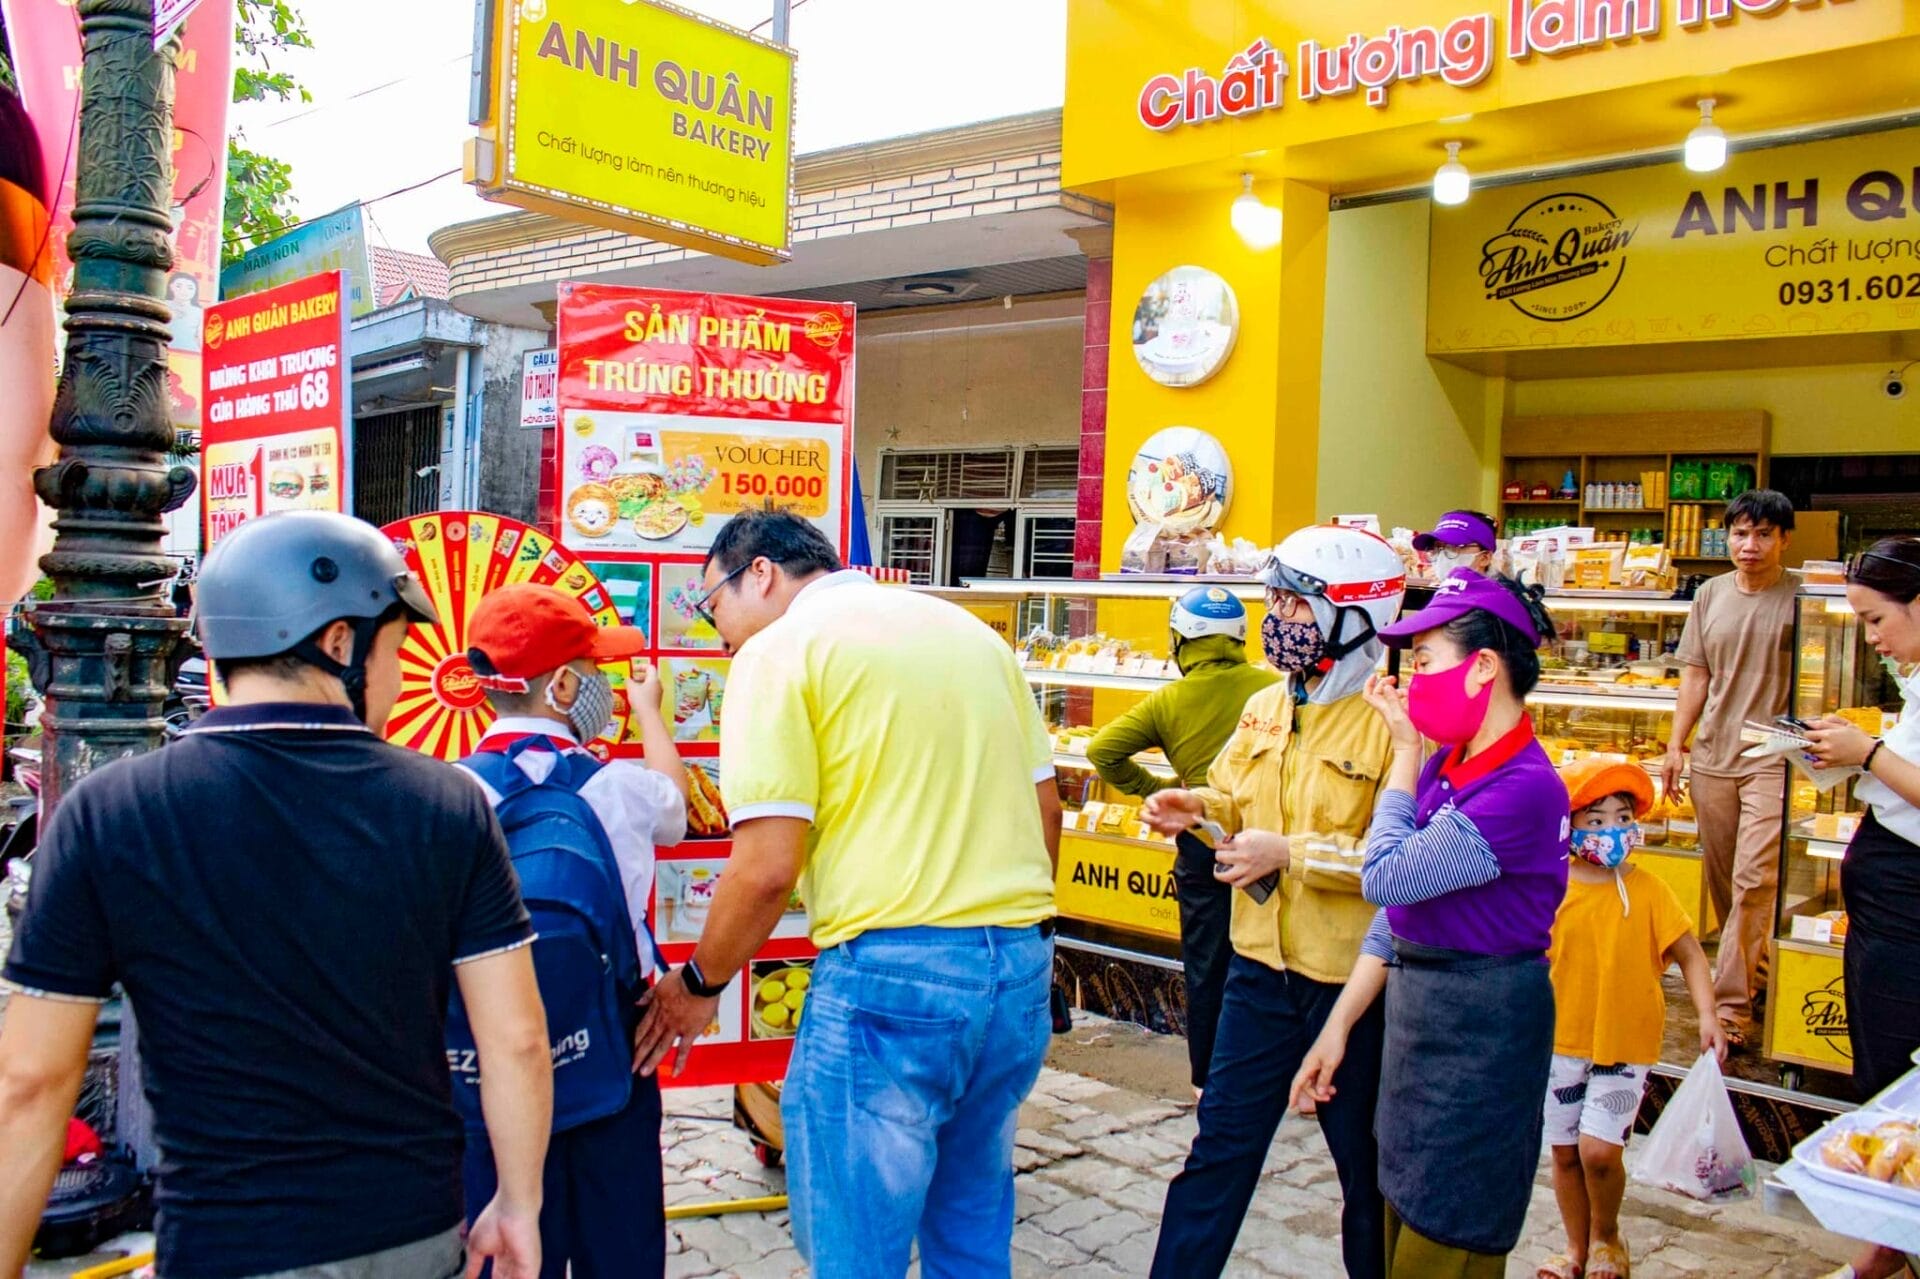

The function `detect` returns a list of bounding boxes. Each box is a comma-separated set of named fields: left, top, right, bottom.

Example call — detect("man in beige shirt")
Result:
left=1664, top=490, right=1799, bottom=1046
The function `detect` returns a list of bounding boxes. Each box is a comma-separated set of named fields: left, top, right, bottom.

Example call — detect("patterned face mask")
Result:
left=1261, top=612, right=1326, bottom=674
left=548, top=667, right=616, bottom=742
left=1572, top=824, right=1643, bottom=869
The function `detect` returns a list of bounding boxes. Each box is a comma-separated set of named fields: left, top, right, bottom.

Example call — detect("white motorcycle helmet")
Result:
left=1170, top=586, right=1248, bottom=642
left=1260, top=525, right=1408, bottom=661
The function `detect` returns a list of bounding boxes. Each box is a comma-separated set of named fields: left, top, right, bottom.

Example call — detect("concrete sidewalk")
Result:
left=17, top=1012, right=1863, bottom=1277
left=652, top=1013, right=1856, bottom=1278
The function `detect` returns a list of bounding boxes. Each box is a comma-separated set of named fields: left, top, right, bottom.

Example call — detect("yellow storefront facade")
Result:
left=1066, top=0, right=1920, bottom=559
left=1063, top=1, right=1920, bottom=1083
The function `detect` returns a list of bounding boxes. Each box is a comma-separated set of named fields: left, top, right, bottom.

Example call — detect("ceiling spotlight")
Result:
left=900, top=280, right=959, bottom=298
left=1433, top=142, right=1471, bottom=207
left=1230, top=173, right=1282, bottom=250
left=1685, top=98, right=1727, bottom=173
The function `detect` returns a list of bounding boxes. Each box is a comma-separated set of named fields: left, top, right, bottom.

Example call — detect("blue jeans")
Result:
left=783, top=924, right=1053, bottom=1279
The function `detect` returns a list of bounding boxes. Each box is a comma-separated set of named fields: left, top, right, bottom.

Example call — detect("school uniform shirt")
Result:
left=1548, top=866, right=1695, bottom=1067
left=465, top=718, right=687, bottom=975
left=2, top=703, right=531, bottom=1279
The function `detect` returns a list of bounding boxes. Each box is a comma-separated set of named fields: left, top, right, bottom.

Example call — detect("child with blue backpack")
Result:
left=455, top=583, right=688, bottom=1279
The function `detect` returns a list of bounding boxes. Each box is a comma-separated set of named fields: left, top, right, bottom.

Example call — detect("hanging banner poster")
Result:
left=3, top=0, right=235, bottom=437
left=199, top=270, right=351, bottom=547
left=555, top=282, right=854, bottom=1088
left=1429, top=126, right=1920, bottom=357
left=555, top=283, right=855, bottom=555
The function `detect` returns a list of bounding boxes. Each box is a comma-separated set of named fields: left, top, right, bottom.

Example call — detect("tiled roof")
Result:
left=368, top=244, right=451, bottom=306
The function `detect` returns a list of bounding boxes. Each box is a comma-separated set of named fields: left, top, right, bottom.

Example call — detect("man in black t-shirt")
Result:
left=0, top=513, right=554, bottom=1279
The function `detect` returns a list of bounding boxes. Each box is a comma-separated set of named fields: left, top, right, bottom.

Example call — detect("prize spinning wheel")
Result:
left=380, top=512, right=632, bottom=761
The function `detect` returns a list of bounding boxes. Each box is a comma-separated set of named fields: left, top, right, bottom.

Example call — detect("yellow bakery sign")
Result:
left=471, top=0, right=794, bottom=265
left=1428, top=126, right=1920, bottom=355
left=1057, top=835, right=1181, bottom=939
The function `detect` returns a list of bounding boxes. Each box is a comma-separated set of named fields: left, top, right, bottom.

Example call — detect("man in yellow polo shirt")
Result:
left=633, top=511, right=1060, bottom=1278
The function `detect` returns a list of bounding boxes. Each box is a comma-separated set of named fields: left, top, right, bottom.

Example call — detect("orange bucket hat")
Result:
left=1560, top=755, right=1655, bottom=819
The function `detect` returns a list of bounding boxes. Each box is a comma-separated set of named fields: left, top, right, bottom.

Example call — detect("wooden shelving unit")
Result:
left=1500, top=412, right=1770, bottom=576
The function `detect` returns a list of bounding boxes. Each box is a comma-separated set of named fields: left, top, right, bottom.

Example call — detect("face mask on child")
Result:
left=1572, top=822, right=1643, bottom=916
left=1572, top=823, right=1643, bottom=870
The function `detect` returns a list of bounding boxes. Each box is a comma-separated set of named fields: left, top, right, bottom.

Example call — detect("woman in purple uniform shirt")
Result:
left=1292, top=570, right=1569, bottom=1279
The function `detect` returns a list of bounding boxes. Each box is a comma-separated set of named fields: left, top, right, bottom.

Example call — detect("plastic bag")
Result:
left=1628, top=1053, right=1756, bottom=1200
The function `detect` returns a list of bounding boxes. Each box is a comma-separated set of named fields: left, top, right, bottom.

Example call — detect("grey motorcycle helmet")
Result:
left=194, top=511, right=437, bottom=717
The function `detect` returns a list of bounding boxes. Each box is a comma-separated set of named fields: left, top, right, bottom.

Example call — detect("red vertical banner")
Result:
left=199, top=270, right=351, bottom=547
left=556, top=284, right=856, bottom=1087
left=2, top=0, right=234, bottom=435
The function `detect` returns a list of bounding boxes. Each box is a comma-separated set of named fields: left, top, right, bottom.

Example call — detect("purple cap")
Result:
left=1378, top=569, right=1546, bottom=648
left=1412, top=511, right=1497, bottom=552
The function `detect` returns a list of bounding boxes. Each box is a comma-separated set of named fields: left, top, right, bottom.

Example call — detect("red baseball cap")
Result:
left=467, top=584, right=646, bottom=689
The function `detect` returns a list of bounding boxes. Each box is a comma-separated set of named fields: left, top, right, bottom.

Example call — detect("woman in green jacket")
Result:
left=1088, top=587, right=1277, bottom=1090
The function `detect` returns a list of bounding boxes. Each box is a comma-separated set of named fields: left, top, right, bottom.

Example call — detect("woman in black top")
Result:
left=1807, top=537, right=1920, bottom=1279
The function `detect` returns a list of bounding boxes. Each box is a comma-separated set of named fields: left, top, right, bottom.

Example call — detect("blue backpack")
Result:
left=445, top=737, right=661, bottom=1133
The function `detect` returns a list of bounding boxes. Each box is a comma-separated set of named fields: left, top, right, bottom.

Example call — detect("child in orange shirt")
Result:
left=1537, top=759, right=1727, bottom=1279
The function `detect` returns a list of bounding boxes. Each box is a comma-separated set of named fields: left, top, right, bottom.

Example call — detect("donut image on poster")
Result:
left=379, top=511, right=635, bottom=761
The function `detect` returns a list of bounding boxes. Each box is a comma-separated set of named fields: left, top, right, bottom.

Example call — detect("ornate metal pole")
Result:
left=20, top=0, right=197, bottom=815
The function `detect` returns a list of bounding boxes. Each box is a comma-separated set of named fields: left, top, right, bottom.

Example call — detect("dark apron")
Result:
left=1376, top=937, right=1555, bottom=1257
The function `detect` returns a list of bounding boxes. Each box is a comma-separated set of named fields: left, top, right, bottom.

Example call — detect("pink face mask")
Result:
left=1407, top=653, right=1494, bottom=745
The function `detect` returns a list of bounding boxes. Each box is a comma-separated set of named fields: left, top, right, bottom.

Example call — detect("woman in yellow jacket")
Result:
left=1142, top=524, right=1407, bottom=1279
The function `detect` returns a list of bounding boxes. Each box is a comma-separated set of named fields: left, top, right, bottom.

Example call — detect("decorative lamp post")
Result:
left=19, top=0, right=198, bottom=816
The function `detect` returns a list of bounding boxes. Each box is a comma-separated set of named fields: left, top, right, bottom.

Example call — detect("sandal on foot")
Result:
left=1588, top=1241, right=1630, bottom=1279
left=1536, top=1255, right=1584, bottom=1279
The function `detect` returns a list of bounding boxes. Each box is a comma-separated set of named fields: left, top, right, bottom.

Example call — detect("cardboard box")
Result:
left=1786, top=510, right=1841, bottom=569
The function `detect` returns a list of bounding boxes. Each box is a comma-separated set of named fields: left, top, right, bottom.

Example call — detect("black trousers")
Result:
left=1173, top=835, right=1234, bottom=1089
left=462, top=1075, right=664, bottom=1279
left=1151, top=955, right=1387, bottom=1279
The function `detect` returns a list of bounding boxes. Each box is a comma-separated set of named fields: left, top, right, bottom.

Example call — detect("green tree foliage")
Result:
left=224, top=0, right=313, bottom=266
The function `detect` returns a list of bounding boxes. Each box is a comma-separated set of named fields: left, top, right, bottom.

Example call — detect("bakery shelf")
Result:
left=957, top=577, right=1266, bottom=602
left=1054, top=751, right=1178, bottom=780
left=1063, top=828, right=1178, bottom=854
left=1529, top=685, right=1679, bottom=712
left=1542, top=593, right=1692, bottom=614
left=1025, top=669, right=1173, bottom=693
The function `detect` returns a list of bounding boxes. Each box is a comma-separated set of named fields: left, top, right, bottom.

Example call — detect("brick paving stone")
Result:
left=1027, top=1194, right=1111, bottom=1236
left=1059, top=1205, right=1153, bottom=1254
left=1010, top=1230, right=1095, bottom=1269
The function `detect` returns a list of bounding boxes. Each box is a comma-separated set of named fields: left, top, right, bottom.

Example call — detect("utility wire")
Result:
left=221, top=167, right=460, bottom=250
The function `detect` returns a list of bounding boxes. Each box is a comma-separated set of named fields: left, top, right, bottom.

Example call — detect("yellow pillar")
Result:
left=1101, top=174, right=1330, bottom=571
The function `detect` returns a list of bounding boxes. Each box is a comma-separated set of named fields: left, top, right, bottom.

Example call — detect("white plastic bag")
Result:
left=1629, top=1053, right=1756, bottom=1200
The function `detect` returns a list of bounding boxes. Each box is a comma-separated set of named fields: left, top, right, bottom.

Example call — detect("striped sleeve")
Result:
left=1360, top=909, right=1394, bottom=962
left=1361, top=789, right=1501, bottom=907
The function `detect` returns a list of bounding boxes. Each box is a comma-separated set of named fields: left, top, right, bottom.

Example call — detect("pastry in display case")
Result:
left=1527, top=594, right=1711, bottom=927
left=931, top=577, right=1273, bottom=963
left=1766, top=586, right=1904, bottom=1090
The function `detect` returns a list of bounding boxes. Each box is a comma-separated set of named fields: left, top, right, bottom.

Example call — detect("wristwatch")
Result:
left=680, top=956, right=732, bottom=998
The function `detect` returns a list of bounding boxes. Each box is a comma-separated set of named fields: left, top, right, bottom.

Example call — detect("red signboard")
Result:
left=554, top=283, right=856, bottom=1087
left=199, top=270, right=351, bottom=547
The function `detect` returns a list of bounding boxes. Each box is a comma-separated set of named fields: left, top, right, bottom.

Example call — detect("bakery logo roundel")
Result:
left=1477, top=193, right=1637, bottom=324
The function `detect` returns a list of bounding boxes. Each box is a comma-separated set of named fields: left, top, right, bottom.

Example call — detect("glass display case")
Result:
left=932, top=580, right=1707, bottom=964
left=1529, top=593, right=1708, bottom=929
left=1765, top=586, right=1904, bottom=1086
left=932, top=577, right=1271, bottom=966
